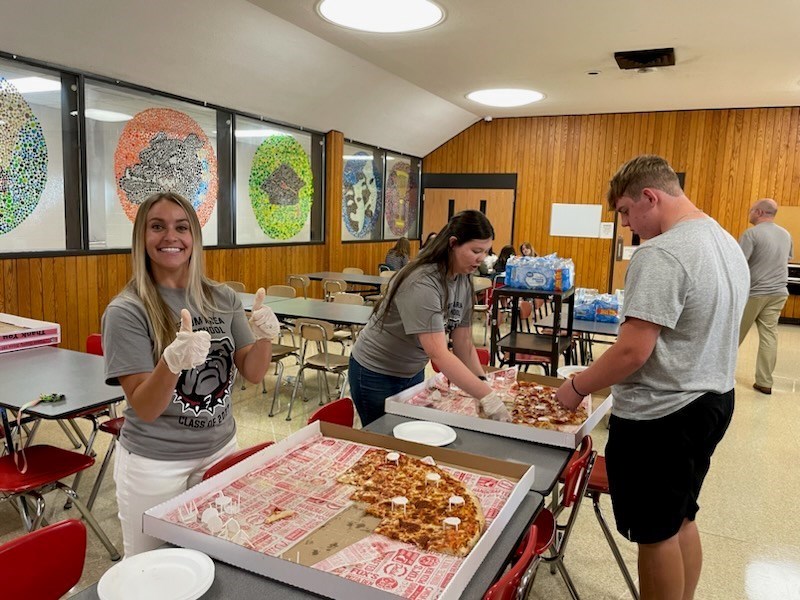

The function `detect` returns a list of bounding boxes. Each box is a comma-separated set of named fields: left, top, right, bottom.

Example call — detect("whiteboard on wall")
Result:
left=550, top=203, right=603, bottom=238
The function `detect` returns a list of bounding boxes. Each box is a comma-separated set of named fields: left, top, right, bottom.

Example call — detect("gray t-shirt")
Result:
left=102, top=283, right=254, bottom=460
left=352, top=264, right=473, bottom=378
left=739, top=222, right=793, bottom=296
left=612, top=217, right=750, bottom=420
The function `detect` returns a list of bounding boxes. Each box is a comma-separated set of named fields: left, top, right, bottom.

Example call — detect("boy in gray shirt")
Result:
left=554, top=155, right=749, bottom=600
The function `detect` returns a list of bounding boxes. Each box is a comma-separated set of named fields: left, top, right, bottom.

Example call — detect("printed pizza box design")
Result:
left=388, top=368, right=612, bottom=448
left=145, top=422, right=535, bottom=600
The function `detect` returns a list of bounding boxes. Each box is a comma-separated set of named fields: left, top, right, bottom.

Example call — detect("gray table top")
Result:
left=237, top=293, right=295, bottom=311
left=72, top=493, right=543, bottom=600
left=537, top=313, right=620, bottom=336
left=302, top=271, right=386, bottom=287
left=271, top=298, right=373, bottom=326
left=0, top=346, right=123, bottom=418
left=366, top=414, right=571, bottom=495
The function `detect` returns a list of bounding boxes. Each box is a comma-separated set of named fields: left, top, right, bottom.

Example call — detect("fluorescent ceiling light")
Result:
left=235, top=129, right=289, bottom=138
left=466, top=88, right=545, bottom=107
left=85, top=109, right=133, bottom=122
left=7, top=77, right=61, bottom=93
left=318, top=0, right=444, bottom=33
left=343, top=155, right=373, bottom=160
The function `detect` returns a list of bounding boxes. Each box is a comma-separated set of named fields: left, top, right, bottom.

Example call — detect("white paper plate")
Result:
left=557, top=365, right=588, bottom=380
left=97, top=548, right=215, bottom=600
left=393, top=421, right=457, bottom=446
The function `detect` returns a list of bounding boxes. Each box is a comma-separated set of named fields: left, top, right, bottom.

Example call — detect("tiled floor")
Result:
left=1, top=321, right=798, bottom=599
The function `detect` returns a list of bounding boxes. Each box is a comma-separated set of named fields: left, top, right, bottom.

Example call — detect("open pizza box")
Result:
left=0, top=313, right=61, bottom=354
left=385, top=371, right=612, bottom=449
left=144, top=421, right=536, bottom=600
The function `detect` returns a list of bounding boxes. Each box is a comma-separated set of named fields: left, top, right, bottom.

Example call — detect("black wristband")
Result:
left=478, top=375, right=488, bottom=381
left=571, top=377, right=587, bottom=397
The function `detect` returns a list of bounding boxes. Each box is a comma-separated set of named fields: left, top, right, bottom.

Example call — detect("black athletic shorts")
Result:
left=605, top=389, right=734, bottom=544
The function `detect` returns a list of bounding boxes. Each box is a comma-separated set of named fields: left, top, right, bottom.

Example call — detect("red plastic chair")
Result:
left=0, top=519, right=87, bottom=599
left=431, top=347, right=490, bottom=373
left=483, top=524, right=540, bottom=600
left=529, top=435, right=596, bottom=598
left=202, top=441, right=274, bottom=481
left=0, top=445, right=120, bottom=560
left=307, top=398, right=356, bottom=427
left=558, top=452, right=640, bottom=599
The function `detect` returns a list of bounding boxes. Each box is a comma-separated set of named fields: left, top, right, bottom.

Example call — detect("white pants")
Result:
left=113, top=437, right=238, bottom=557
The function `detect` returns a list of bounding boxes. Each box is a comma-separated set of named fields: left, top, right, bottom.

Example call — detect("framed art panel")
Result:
left=383, top=153, right=420, bottom=241
left=235, top=116, right=322, bottom=244
left=85, top=80, right=219, bottom=249
left=341, top=142, right=383, bottom=242
left=0, top=58, right=66, bottom=253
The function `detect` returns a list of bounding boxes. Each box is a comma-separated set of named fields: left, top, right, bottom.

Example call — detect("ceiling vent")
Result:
left=614, top=47, right=675, bottom=70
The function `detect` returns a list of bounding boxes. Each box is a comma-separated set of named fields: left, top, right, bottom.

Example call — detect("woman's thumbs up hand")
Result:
left=248, top=287, right=280, bottom=341
left=163, top=309, right=212, bottom=374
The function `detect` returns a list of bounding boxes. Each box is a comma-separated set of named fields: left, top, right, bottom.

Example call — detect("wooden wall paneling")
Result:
left=16, top=260, right=30, bottom=320
left=2, top=260, right=16, bottom=314
left=424, top=107, right=800, bottom=317
left=28, top=259, right=43, bottom=320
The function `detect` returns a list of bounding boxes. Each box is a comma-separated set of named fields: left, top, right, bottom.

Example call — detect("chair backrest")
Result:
left=561, top=435, right=593, bottom=508
left=379, top=270, right=396, bottom=279
left=431, top=348, right=489, bottom=373
left=0, top=519, right=87, bottom=598
left=342, top=267, right=364, bottom=275
left=288, top=275, right=310, bottom=298
left=296, top=318, right=335, bottom=342
left=519, top=300, right=533, bottom=320
left=332, top=292, right=365, bottom=306
left=378, top=263, right=392, bottom=273
left=307, top=398, right=356, bottom=427
left=323, top=278, right=347, bottom=300
left=267, top=285, right=296, bottom=298
left=483, top=524, right=539, bottom=600
left=474, top=276, right=492, bottom=290
left=476, top=347, right=490, bottom=366
left=202, top=441, right=274, bottom=481
left=224, top=281, right=246, bottom=293
left=86, top=333, right=103, bottom=356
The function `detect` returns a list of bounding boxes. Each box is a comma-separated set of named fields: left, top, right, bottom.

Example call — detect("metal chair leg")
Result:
left=87, top=438, right=117, bottom=510
left=57, top=419, right=82, bottom=449
left=268, top=361, right=285, bottom=417
left=57, top=482, right=121, bottom=561
left=593, top=495, right=640, bottom=599
left=287, top=367, right=305, bottom=421
left=556, top=558, right=581, bottom=600
left=69, top=419, right=91, bottom=450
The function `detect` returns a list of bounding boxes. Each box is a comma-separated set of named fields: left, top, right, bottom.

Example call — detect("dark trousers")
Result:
left=348, top=356, right=424, bottom=427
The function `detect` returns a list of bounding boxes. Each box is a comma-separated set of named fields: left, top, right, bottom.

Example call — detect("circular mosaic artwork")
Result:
left=114, top=108, right=217, bottom=225
left=0, top=77, right=48, bottom=235
left=384, top=159, right=417, bottom=237
left=248, top=135, right=313, bottom=240
left=342, top=151, right=381, bottom=238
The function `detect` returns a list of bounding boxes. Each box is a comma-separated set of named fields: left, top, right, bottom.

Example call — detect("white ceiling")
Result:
left=255, top=0, right=800, bottom=119
left=3, top=0, right=800, bottom=157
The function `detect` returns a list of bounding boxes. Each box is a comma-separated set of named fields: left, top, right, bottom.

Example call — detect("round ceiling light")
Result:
left=466, top=88, right=545, bottom=108
left=318, top=0, right=444, bottom=33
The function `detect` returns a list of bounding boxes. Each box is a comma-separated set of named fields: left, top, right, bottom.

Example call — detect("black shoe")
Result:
left=753, top=383, right=772, bottom=395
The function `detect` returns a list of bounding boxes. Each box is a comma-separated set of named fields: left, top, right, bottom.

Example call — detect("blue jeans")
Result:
left=348, top=356, right=424, bottom=427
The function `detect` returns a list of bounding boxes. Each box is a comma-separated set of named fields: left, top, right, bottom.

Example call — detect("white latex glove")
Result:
left=426, top=372, right=450, bottom=392
left=480, top=391, right=511, bottom=422
left=249, top=287, right=280, bottom=341
left=163, top=309, right=212, bottom=375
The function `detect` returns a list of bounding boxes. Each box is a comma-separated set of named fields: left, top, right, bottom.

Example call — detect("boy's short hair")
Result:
left=607, top=155, right=682, bottom=210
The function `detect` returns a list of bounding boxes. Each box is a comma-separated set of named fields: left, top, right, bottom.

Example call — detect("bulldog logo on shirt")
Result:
left=173, top=336, right=234, bottom=417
